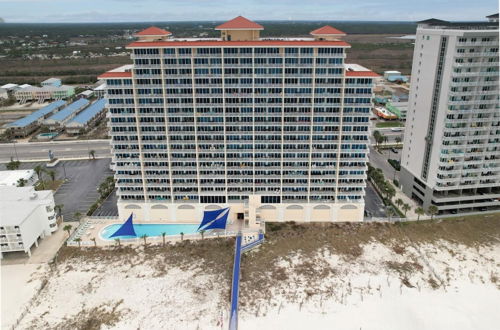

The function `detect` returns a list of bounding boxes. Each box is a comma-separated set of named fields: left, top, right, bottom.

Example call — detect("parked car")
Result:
left=391, top=148, right=399, bottom=154
left=391, top=127, right=403, bottom=132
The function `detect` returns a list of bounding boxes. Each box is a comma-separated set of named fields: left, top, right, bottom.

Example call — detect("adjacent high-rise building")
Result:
left=400, top=15, right=499, bottom=215
left=99, top=17, right=378, bottom=224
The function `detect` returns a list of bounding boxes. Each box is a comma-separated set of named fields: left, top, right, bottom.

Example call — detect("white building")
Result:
left=400, top=16, right=499, bottom=215
left=0, top=88, right=8, bottom=99
left=0, top=169, right=38, bottom=187
left=0, top=186, right=57, bottom=258
left=98, top=17, right=377, bottom=225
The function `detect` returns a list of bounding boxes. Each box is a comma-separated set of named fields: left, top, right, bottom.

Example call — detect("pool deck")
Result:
left=67, top=217, right=260, bottom=247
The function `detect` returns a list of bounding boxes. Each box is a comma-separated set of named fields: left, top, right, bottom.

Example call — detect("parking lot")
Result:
left=1, top=158, right=117, bottom=221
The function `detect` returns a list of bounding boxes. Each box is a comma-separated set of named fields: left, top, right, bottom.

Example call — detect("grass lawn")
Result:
left=376, top=121, right=404, bottom=128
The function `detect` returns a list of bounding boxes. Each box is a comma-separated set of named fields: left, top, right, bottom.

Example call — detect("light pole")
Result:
left=12, top=142, right=19, bottom=161
left=62, top=162, right=67, bottom=180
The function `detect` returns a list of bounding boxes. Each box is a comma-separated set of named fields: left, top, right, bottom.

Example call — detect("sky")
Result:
left=0, top=0, right=498, bottom=23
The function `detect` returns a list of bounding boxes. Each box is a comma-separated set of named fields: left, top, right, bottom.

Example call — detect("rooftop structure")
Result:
left=0, top=186, right=57, bottom=258
left=486, top=13, right=499, bottom=22
left=44, top=98, right=89, bottom=127
left=0, top=170, right=38, bottom=187
left=99, top=17, right=378, bottom=224
left=5, top=100, right=66, bottom=128
left=310, top=25, right=346, bottom=40
left=400, top=16, right=499, bottom=215
left=215, top=16, right=263, bottom=41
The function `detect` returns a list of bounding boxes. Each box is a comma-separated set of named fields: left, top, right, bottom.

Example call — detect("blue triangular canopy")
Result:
left=110, top=213, right=137, bottom=238
left=198, top=207, right=229, bottom=231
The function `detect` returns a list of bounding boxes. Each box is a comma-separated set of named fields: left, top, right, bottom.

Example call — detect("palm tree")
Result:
left=387, top=207, right=395, bottom=221
left=63, top=224, right=72, bottom=236
left=75, top=238, right=82, bottom=248
left=161, top=232, right=166, bottom=246
left=74, top=212, right=82, bottom=223
left=115, top=238, right=121, bottom=246
left=55, top=204, right=64, bottom=217
left=17, top=178, right=27, bottom=187
left=373, top=130, right=381, bottom=147
left=89, top=150, right=96, bottom=160
left=395, top=198, right=404, bottom=208
left=47, top=169, right=56, bottom=182
left=427, top=206, right=439, bottom=220
left=141, top=234, right=148, bottom=245
left=34, top=165, right=45, bottom=189
left=402, top=203, right=411, bottom=217
left=395, top=136, right=402, bottom=144
left=6, top=157, right=21, bottom=170
left=415, top=207, right=425, bottom=221
left=91, top=237, right=97, bottom=247
left=180, top=232, right=184, bottom=241
left=200, top=230, right=205, bottom=240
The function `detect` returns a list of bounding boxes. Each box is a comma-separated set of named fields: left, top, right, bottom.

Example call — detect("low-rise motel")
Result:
left=98, top=16, right=378, bottom=226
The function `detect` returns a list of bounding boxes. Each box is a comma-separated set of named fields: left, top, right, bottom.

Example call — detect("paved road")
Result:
left=365, top=182, right=387, bottom=218
left=368, top=145, right=400, bottom=181
left=0, top=139, right=111, bottom=162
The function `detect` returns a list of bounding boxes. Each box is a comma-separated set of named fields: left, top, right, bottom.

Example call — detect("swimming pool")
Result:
left=100, top=223, right=199, bottom=240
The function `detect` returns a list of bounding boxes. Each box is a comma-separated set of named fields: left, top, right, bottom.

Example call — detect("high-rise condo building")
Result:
left=99, top=17, right=378, bottom=224
left=400, top=15, right=499, bottom=215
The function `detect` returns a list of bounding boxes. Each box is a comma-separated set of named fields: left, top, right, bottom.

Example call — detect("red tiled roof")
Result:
left=135, top=27, right=172, bottom=36
left=98, top=72, right=132, bottom=79
left=310, top=25, right=346, bottom=35
left=215, top=16, right=264, bottom=30
left=127, top=40, right=350, bottom=48
left=345, top=70, right=379, bottom=77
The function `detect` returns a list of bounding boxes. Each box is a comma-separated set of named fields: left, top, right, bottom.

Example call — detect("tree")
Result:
left=415, top=207, right=425, bottom=221
left=387, top=206, right=396, bottom=221
left=91, top=237, right=97, bottom=247
left=6, top=157, right=21, bottom=170
left=402, top=203, right=411, bottom=217
left=383, top=135, right=388, bottom=145
left=373, top=130, right=381, bottom=147
left=161, top=232, right=166, bottom=246
left=115, top=238, right=121, bottom=246
left=34, top=165, right=45, bottom=189
left=75, top=238, right=82, bottom=248
left=63, top=224, right=72, bottom=236
left=180, top=232, right=184, bottom=241
left=427, top=205, right=439, bottom=220
left=17, top=178, right=27, bottom=187
left=200, top=230, right=205, bottom=239
left=47, top=169, right=56, bottom=182
left=89, top=150, right=96, bottom=160
left=395, top=198, right=404, bottom=208
left=74, top=212, right=82, bottom=223
left=55, top=204, right=64, bottom=217
left=395, top=136, right=402, bottom=144
left=141, top=234, right=148, bottom=246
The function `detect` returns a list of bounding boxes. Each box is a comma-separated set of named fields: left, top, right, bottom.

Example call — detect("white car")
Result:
left=391, top=127, right=403, bottom=132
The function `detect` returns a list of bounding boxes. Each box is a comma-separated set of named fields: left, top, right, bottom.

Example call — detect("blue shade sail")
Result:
left=197, top=207, right=229, bottom=231
left=110, top=213, right=137, bottom=238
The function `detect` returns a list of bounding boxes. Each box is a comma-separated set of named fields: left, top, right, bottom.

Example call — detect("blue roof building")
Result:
left=65, top=99, right=107, bottom=134
left=44, top=98, right=90, bottom=127
left=5, top=100, right=66, bottom=129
